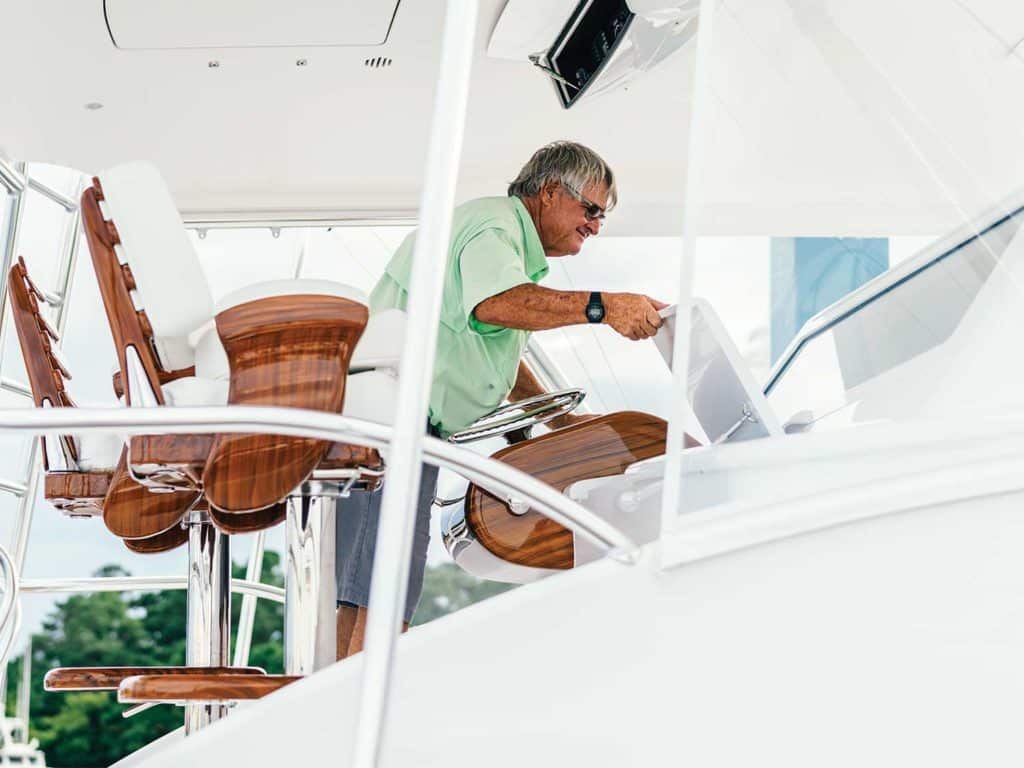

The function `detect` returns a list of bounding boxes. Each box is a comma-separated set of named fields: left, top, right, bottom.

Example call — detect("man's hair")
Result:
left=508, top=141, right=617, bottom=209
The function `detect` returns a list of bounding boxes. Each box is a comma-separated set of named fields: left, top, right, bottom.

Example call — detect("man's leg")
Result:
left=337, top=603, right=360, bottom=660
left=337, top=461, right=439, bottom=658
left=335, top=483, right=375, bottom=661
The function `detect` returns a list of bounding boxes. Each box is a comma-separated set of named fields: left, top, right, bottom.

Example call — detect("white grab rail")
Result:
left=0, top=545, right=20, bottom=670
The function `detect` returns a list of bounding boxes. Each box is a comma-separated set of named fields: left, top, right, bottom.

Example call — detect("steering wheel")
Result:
left=446, top=388, right=586, bottom=444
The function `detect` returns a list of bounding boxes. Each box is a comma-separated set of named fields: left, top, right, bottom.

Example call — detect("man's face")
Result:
left=537, top=180, right=609, bottom=257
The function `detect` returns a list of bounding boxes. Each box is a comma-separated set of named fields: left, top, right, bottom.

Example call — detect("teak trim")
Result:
left=81, top=180, right=167, bottom=406
left=202, top=294, right=368, bottom=513
left=8, top=257, right=77, bottom=469
left=44, top=665, right=265, bottom=692
left=465, top=411, right=669, bottom=570
left=118, top=673, right=301, bottom=702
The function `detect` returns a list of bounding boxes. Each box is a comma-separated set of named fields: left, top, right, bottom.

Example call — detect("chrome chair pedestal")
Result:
left=184, top=512, right=231, bottom=734
left=284, top=481, right=340, bottom=675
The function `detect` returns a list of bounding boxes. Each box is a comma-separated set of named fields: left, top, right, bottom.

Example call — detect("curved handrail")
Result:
left=0, top=403, right=639, bottom=767
left=0, top=406, right=639, bottom=560
left=0, top=545, right=19, bottom=670
left=18, top=576, right=285, bottom=604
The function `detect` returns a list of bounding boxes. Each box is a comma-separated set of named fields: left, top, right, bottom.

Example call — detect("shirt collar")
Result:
left=512, top=196, right=549, bottom=281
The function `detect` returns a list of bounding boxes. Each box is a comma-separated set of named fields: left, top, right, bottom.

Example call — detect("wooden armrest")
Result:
left=466, top=412, right=668, bottom=570
left=129, top=433, right=213, bottom=468
left=45, top=665, right=265, bottom=691
left=321, top=442, right=384, bottom=471
left=123, top=525, right=190, bottom=554
left=208, top=503, right=287, bottom=535
left=112, top=366, right=195, bottom=399
left=118, top=673, right=300, bottom=702
left=44, top=471, right=112, bottom=517
left=102, top=453, right=199, bottom=540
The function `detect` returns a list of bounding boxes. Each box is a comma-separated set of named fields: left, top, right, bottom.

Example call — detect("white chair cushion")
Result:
left=162, top=376, right=229, bottom=407
left=351, top=309, right=405, bottom=371
left=215, top=279, right=368, bottom=314
left=343, top=369, right=397, bottom=425
left=76, top=433, right=124, bottom=472
left=193, top=322, right=229, bottom=381
left=98, top=162, right=214, bottom=369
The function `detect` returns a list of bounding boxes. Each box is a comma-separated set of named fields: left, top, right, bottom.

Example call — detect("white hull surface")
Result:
left=120, top=415, right=1024, bottom=767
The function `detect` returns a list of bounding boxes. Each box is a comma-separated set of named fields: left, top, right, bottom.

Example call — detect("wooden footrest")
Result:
left=44, top=665, right=265, bottom=692
left=118, top=673, right=301, bottom=703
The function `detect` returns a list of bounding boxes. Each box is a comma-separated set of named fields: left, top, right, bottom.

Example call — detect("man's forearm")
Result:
left=474, top=284, right=589, bottom=331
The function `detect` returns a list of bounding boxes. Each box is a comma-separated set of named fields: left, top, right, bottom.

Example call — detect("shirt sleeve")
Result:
left=459, top=229, right=532, bottom=335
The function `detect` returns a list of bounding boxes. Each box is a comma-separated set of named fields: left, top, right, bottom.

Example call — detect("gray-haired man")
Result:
left=336, top=140, right=665, bottom=657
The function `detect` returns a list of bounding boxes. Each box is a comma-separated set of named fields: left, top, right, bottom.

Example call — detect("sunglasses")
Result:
left=561, top=181, right=607, bottom=222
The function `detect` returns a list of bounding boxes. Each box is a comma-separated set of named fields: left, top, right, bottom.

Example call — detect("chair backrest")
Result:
left=7, top=257, right=77, bottom=469
left=80, top=175, right=168, bottom=406
left=97, top=161, right=214, bottom=366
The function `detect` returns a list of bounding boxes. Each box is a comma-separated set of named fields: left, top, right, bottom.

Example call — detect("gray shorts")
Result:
left=335, top=425, right=440, bottom=624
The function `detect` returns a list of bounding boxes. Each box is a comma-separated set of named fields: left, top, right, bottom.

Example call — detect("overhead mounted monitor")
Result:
left=534, top=0, right=699, bottom=109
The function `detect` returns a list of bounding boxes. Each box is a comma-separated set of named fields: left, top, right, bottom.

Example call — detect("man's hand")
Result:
left=603, top=293, right=668, bottom=340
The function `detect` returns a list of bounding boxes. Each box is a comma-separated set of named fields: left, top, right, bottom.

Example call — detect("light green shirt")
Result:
left=370, top=196, right=548, bottom=436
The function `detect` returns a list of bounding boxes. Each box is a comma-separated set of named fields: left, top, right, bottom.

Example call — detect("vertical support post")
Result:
left=0, top=163, right=26, bottom=374
left=184, top=515, right=230, bottom=734
left=15, top=637, right=29, bottom=731
left=0, top=164, right=25, bottom=710
left=283, top=487, right=337, bottom=675
left=352, top=1, right=478, bottom=765
left=232, top=529, right=266, bottom=667
left=658, top=0, right=719, bottom=548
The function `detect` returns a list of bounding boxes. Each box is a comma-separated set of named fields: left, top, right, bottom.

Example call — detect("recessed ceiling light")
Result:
left=84, top=102, right=104, bottom=111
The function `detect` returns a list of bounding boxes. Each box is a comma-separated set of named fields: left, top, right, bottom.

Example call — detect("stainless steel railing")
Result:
left=0, top=404, right=640, bottom=761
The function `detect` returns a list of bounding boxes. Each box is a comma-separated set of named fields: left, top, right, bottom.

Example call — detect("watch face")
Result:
left=586, top=304, right=603, bottom=322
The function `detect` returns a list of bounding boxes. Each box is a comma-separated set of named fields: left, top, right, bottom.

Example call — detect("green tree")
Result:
left=6, top=555, right=510, bottom=765
left=11, top=554, right=285, bottom=767
left=411, top=562, right=515, bottom=625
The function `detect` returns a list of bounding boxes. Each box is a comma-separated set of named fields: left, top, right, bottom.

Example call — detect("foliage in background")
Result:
left=3, top=557, right=513, bottom=766
left=411, top=562, right=515, bottom=626
left=4, top=555, right=285, bottom=767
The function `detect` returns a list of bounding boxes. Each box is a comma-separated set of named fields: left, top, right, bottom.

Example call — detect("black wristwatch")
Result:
left=585, top=291, right=605, bottom=324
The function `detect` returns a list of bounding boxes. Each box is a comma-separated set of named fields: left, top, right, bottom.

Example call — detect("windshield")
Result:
left=687, top=0, right=1024, bottom=440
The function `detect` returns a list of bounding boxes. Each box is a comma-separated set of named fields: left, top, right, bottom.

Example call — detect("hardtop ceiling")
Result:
left=0, top=0, right=693, bottom=236
left=4, top=1, right=1021, bottom=237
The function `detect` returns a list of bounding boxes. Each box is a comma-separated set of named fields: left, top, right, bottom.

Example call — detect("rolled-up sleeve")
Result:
left=459, top=229, right=531, bottom=335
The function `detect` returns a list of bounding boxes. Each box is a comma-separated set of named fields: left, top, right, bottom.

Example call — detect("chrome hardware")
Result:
left=184, top=519, right=230, bottom=733
left=284, top=493, right=337, bottom=674
left=507, top=496, right=530, bottom=515
left=447, top=387, right=586, bottom=444
left=714, top=403, right=759, bottom=445
left=440, top=500, right=473, bottom=560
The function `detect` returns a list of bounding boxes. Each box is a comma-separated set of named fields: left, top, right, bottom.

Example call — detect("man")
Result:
left=336, top=140, right=665, bottom=657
